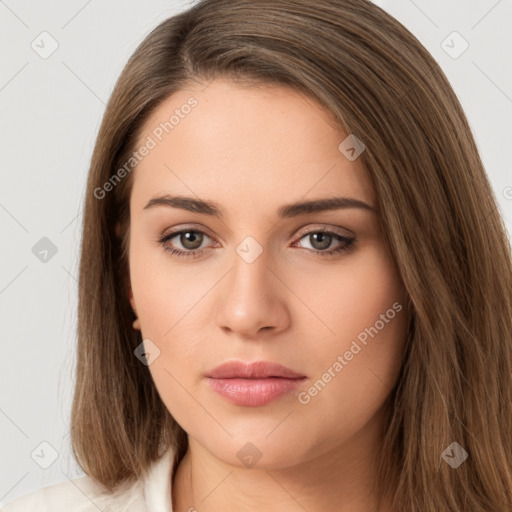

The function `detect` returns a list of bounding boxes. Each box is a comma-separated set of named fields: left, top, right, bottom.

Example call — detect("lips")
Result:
left=205, top=360, right=307, bottom=407
left=205, top=360, right=305, bottom=379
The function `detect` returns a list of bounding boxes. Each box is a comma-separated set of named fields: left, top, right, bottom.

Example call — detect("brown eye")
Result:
left=177, top=231, right=204, bottom=250
left=307, top=232, right=333, bottom=251
left=158, top=227, right=356, bottom=261
left=159, top=228, right=213, bottom=259
left=295, top=229, right=355, bottom=256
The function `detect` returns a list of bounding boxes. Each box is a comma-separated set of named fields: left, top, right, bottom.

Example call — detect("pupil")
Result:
left=182, top=231, right=202, bottom=249
left=312, top=233, right=331, bottom=250
left=178, top=232, right=335, bottom=252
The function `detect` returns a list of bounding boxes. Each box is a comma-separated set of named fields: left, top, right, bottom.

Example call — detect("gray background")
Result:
left=1, top=0, right=511, bottom=506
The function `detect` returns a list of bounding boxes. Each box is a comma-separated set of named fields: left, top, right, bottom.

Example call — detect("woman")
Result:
left=5, top=0, right=512, bottom=511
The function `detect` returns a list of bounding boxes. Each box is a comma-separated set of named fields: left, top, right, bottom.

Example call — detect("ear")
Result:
left=127, top=281, right=137, bottom=314
left=127, top=281, right=141, bottom=331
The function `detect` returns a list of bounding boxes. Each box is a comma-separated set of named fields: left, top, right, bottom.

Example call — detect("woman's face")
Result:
left=126, top=78, right=409, bottom=469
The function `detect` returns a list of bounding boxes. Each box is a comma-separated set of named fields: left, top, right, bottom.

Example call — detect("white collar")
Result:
left=143, top=447, right=176, bottom=512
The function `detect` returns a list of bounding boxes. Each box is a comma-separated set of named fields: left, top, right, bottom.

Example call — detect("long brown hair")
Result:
left=71, top=0, right=512, bottom=509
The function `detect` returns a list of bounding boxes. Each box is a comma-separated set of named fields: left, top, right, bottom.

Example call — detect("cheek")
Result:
left=128, top=228, right=206, bottom=339
left=289, top=241, right=405, bottom=343
left=129, top=240, right=207, bottom=428
left=294, top=243, right=407, bottom=422
left=128, top=233, right=211, bottom=414
left=297, top=304, right=407, bottom=450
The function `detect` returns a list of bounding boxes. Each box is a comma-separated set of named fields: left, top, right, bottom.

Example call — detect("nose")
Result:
left=215, top=249, right=291, bottom=339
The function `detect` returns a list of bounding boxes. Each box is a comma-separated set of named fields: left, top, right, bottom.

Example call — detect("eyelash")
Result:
left=158, top=227, right=357, bottom=260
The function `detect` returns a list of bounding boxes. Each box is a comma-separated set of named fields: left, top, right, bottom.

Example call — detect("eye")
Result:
left=158, top=226, right=356, bottom=260
left=293, top=228, right=356, bottom=257
left=159, top=228, right=215, bottom=260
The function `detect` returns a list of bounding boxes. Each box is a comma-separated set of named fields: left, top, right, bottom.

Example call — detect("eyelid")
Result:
left=161, top=223, right=219, bottom=242
left=159, top=223, right=355, bottom=255
left=160, top=223, right=352, bottom=243
left=295, top=223, right=352, bottom=235
left=158, top=223, right=357, bottom=261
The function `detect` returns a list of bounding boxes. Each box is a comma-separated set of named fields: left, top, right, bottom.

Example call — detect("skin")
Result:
left=125, top=78, right=409, bottom=512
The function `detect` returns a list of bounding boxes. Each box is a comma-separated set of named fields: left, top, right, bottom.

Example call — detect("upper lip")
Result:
left=206, top=360, right=305, bottom=379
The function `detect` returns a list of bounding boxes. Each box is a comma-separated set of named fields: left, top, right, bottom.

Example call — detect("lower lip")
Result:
left=206, top=377, right=306, bottom=407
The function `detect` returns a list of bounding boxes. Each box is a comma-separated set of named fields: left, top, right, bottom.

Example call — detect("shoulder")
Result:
left=1, top=474, right=147, bottom=512
left=2, top=447, right=177, bottom=512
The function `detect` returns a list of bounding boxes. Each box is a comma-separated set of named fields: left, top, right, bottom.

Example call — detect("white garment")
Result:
left=2, top=447, right=176, bottom=512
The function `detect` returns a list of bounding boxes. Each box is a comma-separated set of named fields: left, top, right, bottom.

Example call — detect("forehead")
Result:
left=130, top=78, right=375, bottom=213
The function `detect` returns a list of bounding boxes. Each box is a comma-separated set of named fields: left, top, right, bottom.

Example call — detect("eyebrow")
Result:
left=143, top=195, right=376, bottom=218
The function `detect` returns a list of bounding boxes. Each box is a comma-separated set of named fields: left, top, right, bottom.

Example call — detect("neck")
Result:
left=171, top=407, right=394, bottom=512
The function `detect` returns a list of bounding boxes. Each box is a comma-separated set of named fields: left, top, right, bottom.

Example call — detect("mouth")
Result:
left=205, top=360, right=307, bottom=407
